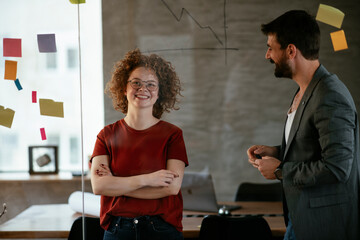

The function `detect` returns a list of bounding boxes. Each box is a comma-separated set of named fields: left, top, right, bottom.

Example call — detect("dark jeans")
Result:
left=284, top=213, right=296, bottom=240
left=103, top=215, right=183, bottom=240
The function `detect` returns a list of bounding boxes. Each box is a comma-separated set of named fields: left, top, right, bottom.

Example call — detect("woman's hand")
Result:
left=95, top=164, right=178, bottom=187
left=146, top=169, right=179, bottom=187
left=91, top=155, right=185, bottom=198
left=95, top=164, right=113, bottom=177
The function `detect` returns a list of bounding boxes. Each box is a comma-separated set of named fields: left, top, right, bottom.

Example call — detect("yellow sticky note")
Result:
left=4, top=60, right=17, bottom=80
left=316, top=4, right=345, bottom=28
left=69, top=0, right=86, bottom=4
left=39, top=99, right=64, bottom=118
left=0, top=106, right=15, bottom=128
left=330, top=30, right=348, bottom=51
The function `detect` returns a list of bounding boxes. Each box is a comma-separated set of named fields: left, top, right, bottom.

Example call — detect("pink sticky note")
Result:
left=3, top=38, right=22, bottom=57
left=40, top=128, right=47, bottom=140
left=32, top=91, right=37, bottom=103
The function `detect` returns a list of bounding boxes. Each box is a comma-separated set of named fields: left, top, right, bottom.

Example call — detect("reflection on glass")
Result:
left=0, top=0, right=103, bottom=172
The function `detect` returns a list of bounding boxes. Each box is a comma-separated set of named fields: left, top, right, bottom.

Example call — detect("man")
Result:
left=247, top=10, right=359, bottom=240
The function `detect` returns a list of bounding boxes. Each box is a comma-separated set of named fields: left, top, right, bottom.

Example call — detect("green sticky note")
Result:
left=39, top=99, right=64, bottom=118
left=0, top=106, right=15, bottom=128
left=316, top=4, right=345, bottom=28
left=69, top=0, right=86, bottom=4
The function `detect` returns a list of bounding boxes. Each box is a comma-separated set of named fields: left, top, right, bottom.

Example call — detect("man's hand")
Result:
left=255, top=156, right=281, bottom=179
left=247, top=145, right=278, bottom=168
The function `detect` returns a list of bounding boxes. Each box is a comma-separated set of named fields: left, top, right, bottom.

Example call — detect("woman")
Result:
left=90, top=49, right=188, bottom=240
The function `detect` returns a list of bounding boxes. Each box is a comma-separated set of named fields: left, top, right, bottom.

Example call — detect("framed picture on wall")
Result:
left=28, top=146, right=58, bottom=174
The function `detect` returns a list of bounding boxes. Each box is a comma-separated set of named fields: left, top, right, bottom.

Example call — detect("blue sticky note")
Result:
left=37, top=34, right=57, bottom=53
left=14, top=79, right=23, bottom=91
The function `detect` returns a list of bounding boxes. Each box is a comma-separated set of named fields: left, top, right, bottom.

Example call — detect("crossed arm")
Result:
left=90, top=155, right=185, bottom=199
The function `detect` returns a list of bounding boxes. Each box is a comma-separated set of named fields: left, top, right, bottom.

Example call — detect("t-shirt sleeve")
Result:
left=167, top=129, right=189, bottom=167
left=90, top=128, right=109, bottom=165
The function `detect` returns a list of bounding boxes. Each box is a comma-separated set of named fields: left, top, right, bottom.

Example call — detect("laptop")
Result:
left=181, top=171, right=241, bottom=213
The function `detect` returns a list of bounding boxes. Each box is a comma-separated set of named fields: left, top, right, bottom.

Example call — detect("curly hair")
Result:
left=105, top=49, right=182, bottom=119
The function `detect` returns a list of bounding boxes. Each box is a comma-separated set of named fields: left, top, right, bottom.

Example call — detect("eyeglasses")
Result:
left=128, top=79, right=159, bottom=91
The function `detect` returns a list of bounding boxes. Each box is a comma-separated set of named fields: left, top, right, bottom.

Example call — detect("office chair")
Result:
left=68, top=216, right=104, bottom=240
left=199, top=215, right=272, bottom=240
left=234, top=182, right=282, bottom=201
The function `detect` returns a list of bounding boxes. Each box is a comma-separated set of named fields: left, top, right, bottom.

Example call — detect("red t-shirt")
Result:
left=91, top=119, right=189, bottom=232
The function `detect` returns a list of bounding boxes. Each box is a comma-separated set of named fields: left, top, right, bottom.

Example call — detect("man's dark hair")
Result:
left=261, top=10, right=320, bottom=60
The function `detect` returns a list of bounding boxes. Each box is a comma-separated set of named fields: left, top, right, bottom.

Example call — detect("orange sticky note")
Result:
left=4, top=60, right=17, bottom=80
left=330, top=30, right=348, bottom=51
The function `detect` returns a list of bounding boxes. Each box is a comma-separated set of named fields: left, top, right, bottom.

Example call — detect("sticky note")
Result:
left=0, top=106, right=15, bottom=128
left=316, top=4, right=345, bottom=28
left=69, top=0, right=86, bottom=4
left=4, top=60, right=17, bottom=80
left=330, top=30, right=348, bottom=51
left=32, top=91, right=37, bottom=103
left=3, top=38, right=22, bottom=57
left=39, top=99, right=64, bottom=118
left=40, top=128, right=47, bottom=140
left=14, top=79, right=23, bottom=91
left=37, top=34, right=57, bottom=53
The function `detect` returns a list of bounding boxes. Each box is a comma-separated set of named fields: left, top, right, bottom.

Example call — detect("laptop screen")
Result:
left=181, top=172, right=220, bottom=212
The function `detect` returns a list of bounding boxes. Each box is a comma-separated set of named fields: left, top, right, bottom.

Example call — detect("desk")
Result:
left=184, top=201, right=283, bottom=216
left=0, top=202, right=285, bottom=239
left=0, top=172, right=90, bottom=182
left=0, top=172, right=92, bottom=225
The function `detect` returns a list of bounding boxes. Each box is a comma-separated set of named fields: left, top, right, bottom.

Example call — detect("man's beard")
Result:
left=270, top=56, right=292, bottom=78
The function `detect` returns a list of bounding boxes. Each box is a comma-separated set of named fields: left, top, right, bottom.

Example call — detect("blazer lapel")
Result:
left=282, top=65, right=330, bottom=161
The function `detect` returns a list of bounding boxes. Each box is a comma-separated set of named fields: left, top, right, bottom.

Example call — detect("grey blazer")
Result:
left=279, top=65, right=360, bottom=240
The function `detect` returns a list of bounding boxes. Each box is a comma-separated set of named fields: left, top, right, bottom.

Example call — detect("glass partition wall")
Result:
left=0, top=0, right=103, bottom=238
